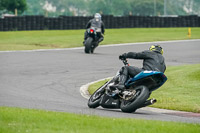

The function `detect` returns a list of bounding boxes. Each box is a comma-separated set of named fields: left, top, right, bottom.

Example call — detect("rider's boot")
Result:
left=98, top=37, right=104, bottom=43
left=83, top=37, right=87, bottom=44
left=83, top=31, right=88, bottom=44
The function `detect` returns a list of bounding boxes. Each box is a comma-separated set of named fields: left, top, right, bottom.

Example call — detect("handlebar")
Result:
left=121, top=59, right=130, bottom=66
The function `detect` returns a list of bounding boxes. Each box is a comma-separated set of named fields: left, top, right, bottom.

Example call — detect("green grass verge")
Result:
left=0, top=27, right=200, bottom=51
left=88, top=64, right=200, bottom=113
left=0, top=107, right=199, bottom=133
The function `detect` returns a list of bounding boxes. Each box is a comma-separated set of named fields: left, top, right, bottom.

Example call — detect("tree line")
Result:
left=1, top=0, right=200, bottom=17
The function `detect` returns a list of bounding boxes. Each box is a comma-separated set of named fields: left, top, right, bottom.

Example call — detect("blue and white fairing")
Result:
left=125, top=71, right=167, bottom=91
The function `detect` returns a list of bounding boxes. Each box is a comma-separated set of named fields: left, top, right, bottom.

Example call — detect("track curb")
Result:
left=80, top=77, right=112, bottom=99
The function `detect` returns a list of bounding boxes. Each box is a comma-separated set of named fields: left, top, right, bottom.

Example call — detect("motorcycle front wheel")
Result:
left=84, top=37, right=93, bottom=53
left=120, top=85, right=149, bottom=113
left=88, top=85, right=106, bottom=108
left=88, top=77, right=118, bottom=108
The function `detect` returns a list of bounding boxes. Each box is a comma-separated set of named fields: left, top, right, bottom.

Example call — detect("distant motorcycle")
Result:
left=84, top=27, right=102, bottom=53
left=88, top=59, right=167, bottom=113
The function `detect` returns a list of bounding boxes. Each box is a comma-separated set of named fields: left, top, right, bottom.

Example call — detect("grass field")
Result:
left=0, top=107, right=199, bottom=133
left=0, top=27, right=200, bottom=51
left=88, top=64, right=200, bottom=113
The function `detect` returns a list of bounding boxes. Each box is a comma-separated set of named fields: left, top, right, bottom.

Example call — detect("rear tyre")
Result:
left=84, top=37, right=93, bottom=53
left=120, top=85, right=149, bottom=113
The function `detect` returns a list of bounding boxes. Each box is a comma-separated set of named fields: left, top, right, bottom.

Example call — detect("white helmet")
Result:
left=94, top=13, right=101, bottom=21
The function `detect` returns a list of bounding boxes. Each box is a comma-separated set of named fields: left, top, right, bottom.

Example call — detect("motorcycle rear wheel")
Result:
left=120, top=85, right=149, bottom=113
left=84, top=37, right=93, bottom=53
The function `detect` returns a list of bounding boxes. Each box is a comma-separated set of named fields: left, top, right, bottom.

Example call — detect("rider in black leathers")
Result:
left=84, top=13, right=105, bottom=44
left=111, top=45, right=166, bottom=90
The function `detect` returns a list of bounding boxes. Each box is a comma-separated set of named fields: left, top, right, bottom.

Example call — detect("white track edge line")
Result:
left=1, top=39, right=200, bottom=53
left=80, top=77, right=112, bottom=99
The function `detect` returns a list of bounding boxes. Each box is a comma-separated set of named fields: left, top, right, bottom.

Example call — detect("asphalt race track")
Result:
left=0, top=39, right=200, bottom=123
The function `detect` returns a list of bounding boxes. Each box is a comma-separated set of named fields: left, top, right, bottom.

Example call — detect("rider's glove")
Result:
left=119, top=53, right=127, bottom=60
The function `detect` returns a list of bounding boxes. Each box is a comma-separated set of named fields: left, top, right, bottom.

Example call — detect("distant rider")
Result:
left=110, top=45, right=166, bottom=90
left=83, top=13, right=105, bottom=44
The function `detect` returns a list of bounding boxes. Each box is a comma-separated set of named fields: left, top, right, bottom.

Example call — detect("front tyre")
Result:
left=88, top=79, right=114, bottom=108
left=88, top=87, right=104, bottom=108
left=84, top=37, right=93, bottom=53
left=120, top=85, right=149, bottom=113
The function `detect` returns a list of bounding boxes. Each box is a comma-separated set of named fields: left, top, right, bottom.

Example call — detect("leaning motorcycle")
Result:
left=88, top=59, right=167, bottom=113
left=84, top=27, right=102, bottom=54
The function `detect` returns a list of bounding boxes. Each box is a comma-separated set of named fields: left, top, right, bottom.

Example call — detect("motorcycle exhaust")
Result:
left=142, top=98, right=157, bottom=107
left=150, top=98, right=157, bottom=104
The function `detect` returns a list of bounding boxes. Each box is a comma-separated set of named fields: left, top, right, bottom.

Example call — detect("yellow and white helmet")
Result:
left=149, top=45, right=163, bottom=55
